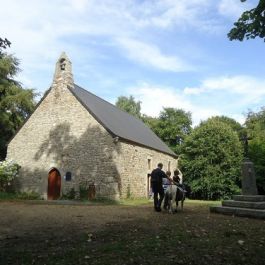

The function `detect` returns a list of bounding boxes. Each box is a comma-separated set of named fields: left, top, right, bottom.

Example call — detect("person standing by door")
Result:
left=150, top=163, right=171, bottom=212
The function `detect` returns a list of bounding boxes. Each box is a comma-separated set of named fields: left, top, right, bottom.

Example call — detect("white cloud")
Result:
left=218, top=0, right=252, bottom=19
left=0, top=0, right=227, bottom=57
left=126, top=75, right=265, bottom=126
left=128, top=82, right=192, bottom=116
left=184, top=75, right=265, bottom=104
left=0, top=0, right=262, bottom=127
left=230, top=113, right=245, bottom=125
left=182, top=75, right=265, bottom=125
left=127, top=82, right=221, bottom=126
left=1, top=0, right=214, bottom=90
left=116, top=38, right=192, bottom=72
left=0, top=0, right=232, bottom=91
left=68, top=0, right=90, bottom=13
left=152, top=0, right=222, bottom=32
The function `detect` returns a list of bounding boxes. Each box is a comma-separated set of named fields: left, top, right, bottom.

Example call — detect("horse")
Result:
left=163, top=184, right=187, bottom=214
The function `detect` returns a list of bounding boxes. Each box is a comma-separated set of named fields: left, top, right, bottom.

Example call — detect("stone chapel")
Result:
left=7, top=53, right=178, bottom=200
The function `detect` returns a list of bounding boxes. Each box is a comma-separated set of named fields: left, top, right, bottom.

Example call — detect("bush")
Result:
left=180, top=118, right=243, bottom=200
left=16, top=192, right=41, bottom=200
left=0, top=191, right=40, bottom=200
left=0, top=191, right=17, bottom=200
left=61, top=188, right=76, bottom=200
left=0, top=159, right=20, bottom=192
left=79, top=185, right=89, bottom=200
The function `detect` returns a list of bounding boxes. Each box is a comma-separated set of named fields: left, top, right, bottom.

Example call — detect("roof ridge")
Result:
left=70, top=84, right=177, bottom=157
left=73, top=84, right=144, bottom=123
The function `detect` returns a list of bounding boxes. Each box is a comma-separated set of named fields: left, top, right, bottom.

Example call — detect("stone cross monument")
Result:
left=210, top=134, right=265, bottom=219
left=240, top=135, right=258, bottom=195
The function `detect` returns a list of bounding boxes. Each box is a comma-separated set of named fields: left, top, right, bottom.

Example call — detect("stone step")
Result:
left=233, top=195, right=265, bottom=202
left=222, top=200, right=265, bottom=209
left=210, top=206, right=265, bottom=219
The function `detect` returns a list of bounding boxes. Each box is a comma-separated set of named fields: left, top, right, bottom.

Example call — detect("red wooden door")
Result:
left=48, top=169, right=61, bottom=200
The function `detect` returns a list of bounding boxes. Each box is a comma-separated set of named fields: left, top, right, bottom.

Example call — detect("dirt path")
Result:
left=0, top=201, right=154, bottom=240
left=1, top=201, right=264, bottom=265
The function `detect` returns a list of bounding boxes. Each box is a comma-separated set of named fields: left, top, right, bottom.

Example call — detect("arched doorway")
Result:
left=48, top=168, right=61, bottom=200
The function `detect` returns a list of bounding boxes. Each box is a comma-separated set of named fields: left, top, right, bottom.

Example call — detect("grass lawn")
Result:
left=0, top=199, right=264, bottom=265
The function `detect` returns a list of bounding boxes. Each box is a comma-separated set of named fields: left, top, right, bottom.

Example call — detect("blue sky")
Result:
left=1, top=0, right=264, bottom=125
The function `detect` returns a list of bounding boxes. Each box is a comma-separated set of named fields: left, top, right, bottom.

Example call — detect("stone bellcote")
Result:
left=52, top=52, right=74, bottom=88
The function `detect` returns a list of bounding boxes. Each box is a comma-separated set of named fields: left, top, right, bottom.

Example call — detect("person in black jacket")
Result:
left=151, top=163, right=171, bottom=212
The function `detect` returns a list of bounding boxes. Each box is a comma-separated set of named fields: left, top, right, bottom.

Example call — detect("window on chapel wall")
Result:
left=148, top=159, right=151, bottom=170
left=168, top=161, right=171, bottom=171
left=65, top=171, right=72, bottom=181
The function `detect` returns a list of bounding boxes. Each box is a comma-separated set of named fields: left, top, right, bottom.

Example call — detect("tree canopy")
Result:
left=0, top=39, right=36, bottom=159
left=115, top=95, right=192, bottom=155
left=145, top=108, right=192, bottom=154
left=115, top=95, right=141, bottom=118
left=0, top=38, right=11, bottom=50
left=180, top=118, right=243, bottom=200
left=228, top=0, right=265, bottom=41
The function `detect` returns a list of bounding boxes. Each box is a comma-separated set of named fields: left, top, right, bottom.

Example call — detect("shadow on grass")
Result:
left=1, top=200, right=265, bottom=265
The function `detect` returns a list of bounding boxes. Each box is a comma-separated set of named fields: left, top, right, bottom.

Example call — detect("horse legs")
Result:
left=174, top=200, right=178, bottom=212
left=171, top=192, right=177, bottom=214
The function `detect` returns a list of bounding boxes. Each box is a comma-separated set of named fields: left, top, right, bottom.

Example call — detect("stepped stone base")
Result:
left=210, top=195, right=265, bottom=220
left=233, top=195, right=265, bottom=202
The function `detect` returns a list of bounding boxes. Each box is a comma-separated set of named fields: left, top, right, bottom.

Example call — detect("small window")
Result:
left=60, top=58, right=66, bottom=70
left=65, top=171, right=72, bottom=181
left=168, top=161, right=171, bottom=171
left=148, top=159, right=151, bottom=170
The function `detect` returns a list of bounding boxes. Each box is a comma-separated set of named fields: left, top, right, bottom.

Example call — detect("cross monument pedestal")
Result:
left=210, top=158, right=265, bottom=219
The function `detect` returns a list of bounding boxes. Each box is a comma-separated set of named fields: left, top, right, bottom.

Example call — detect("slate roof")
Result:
left=69, top=84, right=177, bottom=157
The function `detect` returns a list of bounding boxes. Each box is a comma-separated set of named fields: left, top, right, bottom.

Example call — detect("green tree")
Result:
left=207, top=116, right=246, bottom=144
left=228, top=0, right=265, bottom=41
left=0, top=40, right=36, bottom=159
left=143, top=108, right=192, bottom=154
left=115, top=95, right=141, bottom=118
left=245, top=108, right=265, bottom=194
left=141, top=114, right=159, bottom=131
left=180, top=119, right=243, bottom=200
left=209, top=116, right=243, bottom=135
left=0, top=38, right=11, bottom=50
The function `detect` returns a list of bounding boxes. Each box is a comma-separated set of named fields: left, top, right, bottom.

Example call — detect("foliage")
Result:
left=0, top=191, right=40, bottom=200
left=61, top=188, right=76, bottom=200
left=126, top=184, right=131, bottom=199
left=228, top=0, right=265, bottom=41
left=0, top=37, right=11, bottom=51
left=207, top=116, right=246, bottom=154
left=245, top=108, right=265, bottom=194
left=16, top=191, right=40, bottom=200
left=180, top=119, right=243, bottom=200
left=141, top=114, right=159, bottom=129
left=0, top=159, right=20, bottom=192
left=0, top=40, right=36, bottom=159
left=145, top=108, right=192, bottom=154
left=115, top=95, right=141, bottom=118
left=115, top=95, right=192, bottom=154
left=0, top=191, right=17, bottom=200
left=209, top=116, right=244, bottom=137
left=79, top=185, right=89, bottom=200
